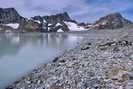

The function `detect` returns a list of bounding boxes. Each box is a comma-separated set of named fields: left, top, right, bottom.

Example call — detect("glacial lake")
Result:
left=0, top=33, right=85, bottom=89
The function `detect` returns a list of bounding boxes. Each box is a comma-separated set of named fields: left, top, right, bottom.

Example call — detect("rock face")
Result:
left=94, top=13, right=133, bottom=29
left=31, top=12, right=76, bottom=32
left=43, top=12, right=73, bottom=23
left=0, top=8, right=25, bottom=24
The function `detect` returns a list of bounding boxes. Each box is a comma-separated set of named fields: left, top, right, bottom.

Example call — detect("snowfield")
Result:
left=65, top=22, right=88, bottom=31
left=57, top=29, right=64, bottom=32
left=6, top=23, right=19, bottom=29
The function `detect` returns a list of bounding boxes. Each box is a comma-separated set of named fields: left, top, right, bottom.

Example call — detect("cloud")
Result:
left=0, top=0, right=133, bottom=22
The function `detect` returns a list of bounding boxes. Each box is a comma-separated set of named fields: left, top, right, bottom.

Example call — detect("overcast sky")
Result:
left=0, top=0, right=133, bottom=23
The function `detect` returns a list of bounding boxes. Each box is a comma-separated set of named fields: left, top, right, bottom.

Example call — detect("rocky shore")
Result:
left=6, top=32, right=133, bottom=89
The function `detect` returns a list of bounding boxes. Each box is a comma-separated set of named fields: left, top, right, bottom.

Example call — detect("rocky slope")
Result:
left=92, top=13, right=133, bottom=29
left=6, top=31, right=133, bottom=89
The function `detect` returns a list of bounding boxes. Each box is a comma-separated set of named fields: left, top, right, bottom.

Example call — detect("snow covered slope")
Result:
left=6, top=23, right=19, bottom=29
left=64, top=22, right=87, bottom=31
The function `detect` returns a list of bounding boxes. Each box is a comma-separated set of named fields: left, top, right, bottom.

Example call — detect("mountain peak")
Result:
left=0, top=7, right=25, bottom=24
left=42, top=12, right=73, bottom=23
left=94, top=12, right=133, bottom=29
left=106, top=12, right=122, bottom=17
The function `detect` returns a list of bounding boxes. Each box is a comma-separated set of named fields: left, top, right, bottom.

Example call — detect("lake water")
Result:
left=0, top=33, right=85, bottom=89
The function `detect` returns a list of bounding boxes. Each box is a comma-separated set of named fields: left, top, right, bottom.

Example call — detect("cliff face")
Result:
left=43, top=12, right=73, bottom=23
left=94, top=13, right=133, bottom=29
left=0, top=8, right=25, bottom=24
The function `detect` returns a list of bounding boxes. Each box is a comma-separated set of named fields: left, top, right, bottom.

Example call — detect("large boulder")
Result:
left=94, top=13, right=133, bottom=29
left=0, top=8, right=25, bottom=24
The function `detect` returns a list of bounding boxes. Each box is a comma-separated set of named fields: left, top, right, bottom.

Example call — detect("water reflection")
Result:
left=0, top=33, right=79, bottom=58
left=0, top=33, right=83, bottom=89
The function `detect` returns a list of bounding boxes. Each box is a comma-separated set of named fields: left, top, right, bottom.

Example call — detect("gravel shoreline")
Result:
left=6, top=33, right=133, bottom=89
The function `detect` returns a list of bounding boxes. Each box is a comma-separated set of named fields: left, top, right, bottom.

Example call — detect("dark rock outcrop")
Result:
left=94, top=13, right=133, bottom=29
left=0, top=8, right=25, bottom=24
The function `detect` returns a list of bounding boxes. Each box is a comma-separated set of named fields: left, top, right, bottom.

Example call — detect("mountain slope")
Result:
left=31, top=12, right=87, bottom=32
left=93, top=13, right=133, bottom=29
left=0, top=8, right=133, bottom=32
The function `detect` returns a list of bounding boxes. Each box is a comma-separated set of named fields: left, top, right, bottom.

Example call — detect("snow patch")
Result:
left=56, top=23, right=62, bottom=26
left=6, top=23, right=19, bottom=29
left=43, top=19, right=47, bottom=23
left=57, top=29, right=63, bottom=32
left=64, top=22, right=87, bottom=31
left=34, top=20, right=41, bottom=24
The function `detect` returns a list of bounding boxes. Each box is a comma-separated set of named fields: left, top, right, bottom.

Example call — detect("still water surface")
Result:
left=0, top=33, right=84, bottom=89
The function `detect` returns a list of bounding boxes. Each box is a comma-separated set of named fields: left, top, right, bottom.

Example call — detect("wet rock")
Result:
left=81, top=43, right=91, bottom=50
left=53, top=57, right=59, bottom=63
left=59, top=59, right=66, bottom=63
